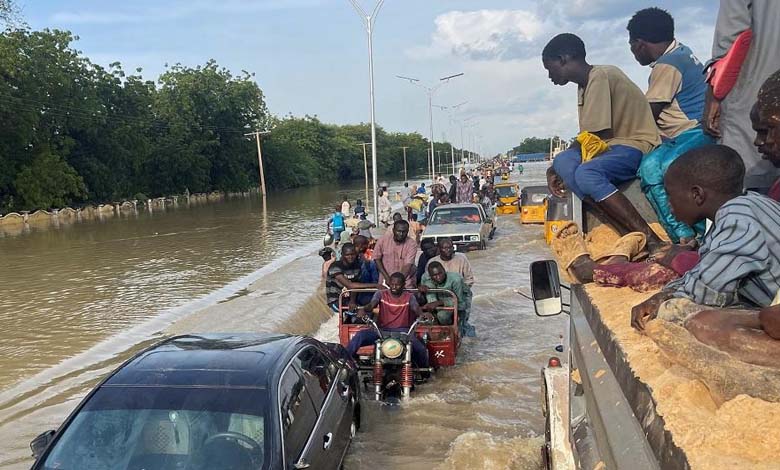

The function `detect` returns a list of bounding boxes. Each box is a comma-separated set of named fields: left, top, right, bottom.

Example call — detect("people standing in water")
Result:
left=327, top=205, right=346, bottom=247
left=340, top=197, right=351, bottom=218
left=627, top=7, right=714, bottom=243
left=400, top=182, right=412, bottom=219
left=426, top=238, right=474, bottom=287
left=378, top=190, right=392, bottom=227
left=420, top=261, right=474, bottom=337
left=456, top=173, right=473, bottom=204
left=542, top=33, right=665, bottom=256
left=373, top=219, right=418, bottom=288
left=354, top=199, right=366, bottom=218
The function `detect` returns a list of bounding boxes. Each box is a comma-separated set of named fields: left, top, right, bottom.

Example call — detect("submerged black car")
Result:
left=30, top=334, right=361, bottom=470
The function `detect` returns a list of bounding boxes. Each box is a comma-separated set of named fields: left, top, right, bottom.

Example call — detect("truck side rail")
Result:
left=569, top=285, right=663, bottom=470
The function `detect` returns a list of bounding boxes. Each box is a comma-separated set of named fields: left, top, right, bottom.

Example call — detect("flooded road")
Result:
left=0, top=164, right=563, bottom=469
left=319, top=207, right=564, bottom=469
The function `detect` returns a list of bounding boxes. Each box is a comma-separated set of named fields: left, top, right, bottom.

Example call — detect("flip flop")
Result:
left=551, top=221, right=590, bottom=272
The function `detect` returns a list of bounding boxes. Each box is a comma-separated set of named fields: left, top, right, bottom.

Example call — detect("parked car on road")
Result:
left=30, top=334, right=361, bottom=470
left=421, top=203, right=495, bottom=250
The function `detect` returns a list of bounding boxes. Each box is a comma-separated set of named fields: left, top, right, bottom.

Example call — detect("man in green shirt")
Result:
left=420, top=261, right=475, bottom=337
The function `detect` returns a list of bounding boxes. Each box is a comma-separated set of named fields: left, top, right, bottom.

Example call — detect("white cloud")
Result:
left=408, top=9, right=546, bottom=61
left=404, top=4, right=717, bottom=155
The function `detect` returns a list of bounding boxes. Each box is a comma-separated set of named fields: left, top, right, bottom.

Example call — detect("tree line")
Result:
left=0, top=28, right=458, bottom=212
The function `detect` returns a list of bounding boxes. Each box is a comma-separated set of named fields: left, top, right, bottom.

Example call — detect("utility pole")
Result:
left=244, top=130, right=271, bottom=196
left=400, top=146, right=409, bottom=181
left=359, top=142, right=371, bottom=207
left=436, top=150, right=442, bottom=176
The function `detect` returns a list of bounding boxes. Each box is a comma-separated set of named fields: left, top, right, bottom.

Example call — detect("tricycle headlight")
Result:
left=469, top=235, right=480, bottom=241
left=380, top=339, right=404, bottom=359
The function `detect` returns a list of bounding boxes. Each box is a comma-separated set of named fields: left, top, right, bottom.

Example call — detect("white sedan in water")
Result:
left=421, top=203, right=495, bottom=250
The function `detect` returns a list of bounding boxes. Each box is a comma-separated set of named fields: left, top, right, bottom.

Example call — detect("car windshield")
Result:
left=430, top=207, right=482, bottom=225
left=42, top=386, right=269, bottom=470
left=496, top=186, right=517, bottom=198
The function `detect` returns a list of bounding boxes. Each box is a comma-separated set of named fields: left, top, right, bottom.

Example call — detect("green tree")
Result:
left=511, top=137, right=556, bottom=155
left=14, top=150, right=86, bottom=209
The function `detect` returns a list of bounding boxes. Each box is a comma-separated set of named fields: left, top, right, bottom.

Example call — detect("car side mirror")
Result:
left=530, top=260, right=563, bottom=316
left=30, top=430, right=55, bottom=460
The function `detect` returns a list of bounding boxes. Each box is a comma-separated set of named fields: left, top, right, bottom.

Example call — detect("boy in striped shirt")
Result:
left=631, top=144, right=780, bottom=367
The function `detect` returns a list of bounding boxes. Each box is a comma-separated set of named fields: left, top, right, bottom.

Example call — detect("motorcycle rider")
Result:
left=347, top=272, right=433, bottom=367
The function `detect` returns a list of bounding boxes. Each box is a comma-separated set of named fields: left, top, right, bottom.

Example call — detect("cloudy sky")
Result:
left=23, top=0, right=717, bottom=156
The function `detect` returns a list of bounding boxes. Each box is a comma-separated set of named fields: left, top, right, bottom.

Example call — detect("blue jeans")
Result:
left=552, top=145, right=643, bottom=202
left=346, top=328, right=429, bottom=367
left=638, top=128, right=714, bottom=242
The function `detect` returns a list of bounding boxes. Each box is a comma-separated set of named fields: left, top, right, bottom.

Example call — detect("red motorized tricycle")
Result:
left=337, top=288, right=461, bottom=401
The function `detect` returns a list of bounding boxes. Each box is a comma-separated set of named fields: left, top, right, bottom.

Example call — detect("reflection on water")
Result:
left=0, top=181, right=374, bottom=389
left=0, top=163, right=560, bottom=470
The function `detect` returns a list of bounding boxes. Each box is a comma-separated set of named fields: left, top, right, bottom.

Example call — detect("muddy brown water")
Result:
left=0, top=164, right=563, bottom=469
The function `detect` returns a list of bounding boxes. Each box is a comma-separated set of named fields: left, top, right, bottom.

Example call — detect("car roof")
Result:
left=434, top=203, right=480, bottom=209
left=522, top=185, right=549, bottom=194
left=104, top=334, right=304, bottom=389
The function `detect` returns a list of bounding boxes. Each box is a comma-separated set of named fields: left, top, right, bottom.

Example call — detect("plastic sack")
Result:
left=576, top=131, right=609, bottom=162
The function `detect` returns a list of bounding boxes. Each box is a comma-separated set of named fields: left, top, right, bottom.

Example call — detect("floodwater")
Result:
left=0, top=163, right=564, bottom=469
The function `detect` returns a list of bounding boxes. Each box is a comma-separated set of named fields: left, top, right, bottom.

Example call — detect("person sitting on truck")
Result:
left=627, top=7, right=715, bottom=244
left=643, top=70, right=780, bottom=368
left=420, top=261, right=474, bottom=337
left=630, top=145, right=780, bottom=339
left=541, top=33, right=666, bottom=256
left=347, top=272, right=433, bottom=367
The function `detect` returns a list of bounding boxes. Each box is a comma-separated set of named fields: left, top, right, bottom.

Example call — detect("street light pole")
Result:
left=244, top=130, right=271, bottom=196
left=432, top=101, right=467, bottom=177
left=397, top=72, right=463, bottom=183
left=400, top=146, right=409, bottom=181
left=348, top=0, right=384, bottom=224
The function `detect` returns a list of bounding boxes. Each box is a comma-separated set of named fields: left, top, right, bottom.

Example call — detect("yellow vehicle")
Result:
left=520, top=185, right=549, bottom=224
left=544, top=195, right=573, bottom=244
left=494, top=183, right=519, bottom=215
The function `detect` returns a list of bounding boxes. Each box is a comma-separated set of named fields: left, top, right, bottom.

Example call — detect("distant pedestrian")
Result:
left=327, top=205, right=346, bottom=245
left=456, top=174, right=473, bottom=203
left=417, top=183, right=426, bottom=194
left=378, top=190, right=392, bottom=227
left=448, top=175, right=458, bottom=202
left=341, top=197, right=351, bottom=217
left=354, top=199, right=366, bottom=218
left=357, top=214, right=376, bottom=239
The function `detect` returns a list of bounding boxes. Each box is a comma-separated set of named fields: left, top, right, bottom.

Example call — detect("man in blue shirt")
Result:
left=627, top=7, right=715, bottom=243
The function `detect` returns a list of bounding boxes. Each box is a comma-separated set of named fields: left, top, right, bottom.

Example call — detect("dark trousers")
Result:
left=347, top=328, right=429, bottom=367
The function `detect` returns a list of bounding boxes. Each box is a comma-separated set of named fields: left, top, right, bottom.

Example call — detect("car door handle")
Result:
left=339, top=382, right=350, bottom=399
left=323, top=432, right=333, bottom=450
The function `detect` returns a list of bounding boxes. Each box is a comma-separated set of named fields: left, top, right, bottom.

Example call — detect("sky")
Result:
left=20, top=0, right=718, bottom=157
